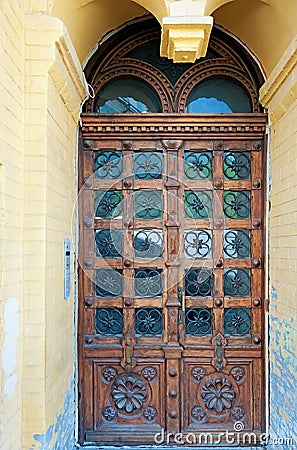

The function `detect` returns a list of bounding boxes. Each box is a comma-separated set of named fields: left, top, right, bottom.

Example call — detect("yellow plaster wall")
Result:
left=0, top=1, right=25, bottom=449
left=51, top=0, right=296, bottom=76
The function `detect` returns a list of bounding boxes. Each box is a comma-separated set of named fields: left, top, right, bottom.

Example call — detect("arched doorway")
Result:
left=78, top=17, right=267, bottom=445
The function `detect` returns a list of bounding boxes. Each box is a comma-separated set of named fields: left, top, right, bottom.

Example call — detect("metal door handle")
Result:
left=178, top=285, right=184, bottom=324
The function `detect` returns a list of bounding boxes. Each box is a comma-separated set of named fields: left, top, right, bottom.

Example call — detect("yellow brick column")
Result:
left=0, top=2, right=25, bottom=450
left=23, top=11, right=87, bottom=449
left=260, top=35, right=297, bottom=444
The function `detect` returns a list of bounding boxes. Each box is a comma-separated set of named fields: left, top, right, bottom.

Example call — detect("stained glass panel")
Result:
left=224, top=308, right=251, bottom=336
left=94, top=191, right=122, bottom=219
left=95, top=230, right=122, bottom=258
left=185, top=190, right=212, bottom=219
left=184, top=230, right=212, bottom=258
left=185, top=308, right=212, bottom=336
left=224, top=152, right=251, bottom=180
left=95, top=269, right=123, bottom=297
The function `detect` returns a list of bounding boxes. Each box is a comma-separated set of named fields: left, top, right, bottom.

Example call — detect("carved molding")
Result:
left=84, top=21, right=264, bottom=114
left=260, top=34, right=297, bottom=124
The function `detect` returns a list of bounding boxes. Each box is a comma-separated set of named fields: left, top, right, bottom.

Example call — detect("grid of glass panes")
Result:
left=93, top=148, right=165, bottom=337
left=183, top=145, right=253, bottom=338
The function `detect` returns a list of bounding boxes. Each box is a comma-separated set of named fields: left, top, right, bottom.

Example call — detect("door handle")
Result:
left=178, top=285, right=184, bottom=325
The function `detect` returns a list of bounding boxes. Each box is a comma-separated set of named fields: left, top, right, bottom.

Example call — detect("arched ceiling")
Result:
left=51, top=0, right=297, bottom=74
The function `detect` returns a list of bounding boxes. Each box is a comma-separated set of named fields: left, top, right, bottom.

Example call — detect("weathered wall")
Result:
left=260, top=35, right=297, bottom=449
left=23, top=9, right=87, bottom=449
left=0, top=1, right=25, bottom=449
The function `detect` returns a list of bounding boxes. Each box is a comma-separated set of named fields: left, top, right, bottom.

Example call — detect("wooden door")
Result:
left=79, top=114, right=267, bottom=445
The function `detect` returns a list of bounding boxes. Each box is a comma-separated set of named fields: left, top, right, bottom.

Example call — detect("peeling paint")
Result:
left=271, top=284, right=278, bottom=301
left=32, top=379, right=75, bottom=449
left=269, top=315, right=297, bottom=450
left=2, top=297, right=19, bottom=398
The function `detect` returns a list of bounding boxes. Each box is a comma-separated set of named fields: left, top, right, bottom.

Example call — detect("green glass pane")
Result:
left=223, top=152, right=251, bottom=180
left=134, top=190, right=163, bottom=219
left=224, top=191, right=250, bottom=219
left=184, top=152, right=212, bottom=180
left=185, top=191, right=212, bottom=219
left=94, top=191, right=122, bottom=219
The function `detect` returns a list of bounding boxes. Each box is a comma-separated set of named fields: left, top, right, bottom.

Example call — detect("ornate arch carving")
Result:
left=83, top=17, right=264, bottom=114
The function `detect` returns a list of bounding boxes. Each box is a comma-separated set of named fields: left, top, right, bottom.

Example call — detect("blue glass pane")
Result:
left=94, top=151, right=122, bottom=179
left=95, top=230, right=122, bottom=258
left=224, top=230, right=250, bottom=258
left=185, top=269, right=212, bottom=297
left=186, top=79, right=252, bottom=113
left=94, top=78, right=162, bottom=113
left=95, top=308, right=123, bottom=336
left=224, top=152, right=251, bottom=180
left=134, top=269, right=162, bottom=297
left=224, top=308, right=251, bottom=336
left=224, top=269, right=251, bottom=297
left=184, top=151, right=212, bottom=180
left=134, top=229, right=163, bottom=258
left=185, top=308, right=212, bottom=336
left=134, top=151, right=163, bottom=179
left=134, top=308, right=163, bottom=336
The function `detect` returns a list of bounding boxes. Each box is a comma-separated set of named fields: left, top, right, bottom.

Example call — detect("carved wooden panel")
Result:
left=79, top=115, right=266, bottom=445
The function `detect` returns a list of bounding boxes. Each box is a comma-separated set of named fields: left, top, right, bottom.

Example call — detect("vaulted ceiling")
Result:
left=51, top=0, right=297, bottom=74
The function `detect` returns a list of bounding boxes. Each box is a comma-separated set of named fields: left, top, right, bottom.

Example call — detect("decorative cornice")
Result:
left=49, top=25, right=89, bottom=122
left=259, top=34, right=297, bottom=124
left=81, top=114, right=267, bottom=138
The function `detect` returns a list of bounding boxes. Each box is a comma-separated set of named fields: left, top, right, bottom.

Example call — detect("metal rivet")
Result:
left=253, top=335, right=261, bottom=345
left=123, top=259, right=133, bottom=268
left=253, top=180, right=261, bottom=189
left=84, top=298, right=93, bottom=307
left=124, top=298, right=133, bottom=307
left=214, top=298, right=223, bottom=307
left=169, top=368, right=177, bottom=377
left=215, top=259, right=223, bottom=268
left=85, top=337, right=93, bottom=344
left=169, top=388, right=177, bottom=398
left=168, top=409, right=178, bottom=419
left=253, top=298, right=261, bottom=307
left=214, top=179, right=223, bottom=189
left=123, top=178, right=132, bottom=189
left=252, top=258, right=261, bottom=268
left=253, top=219, right=261, bottom=229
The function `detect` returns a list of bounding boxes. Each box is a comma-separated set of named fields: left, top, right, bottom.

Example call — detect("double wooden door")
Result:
left=79, top=114, right=266, bottom=445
